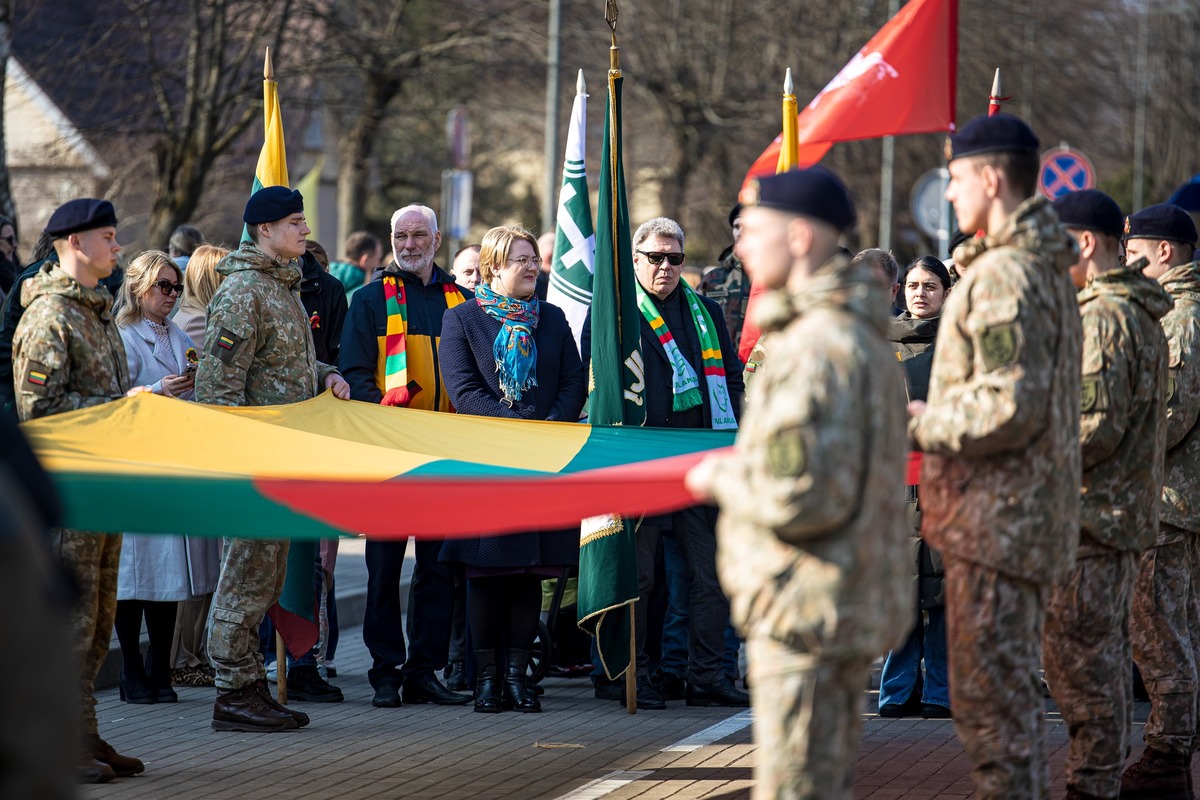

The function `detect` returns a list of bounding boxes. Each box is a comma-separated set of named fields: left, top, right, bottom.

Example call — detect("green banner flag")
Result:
left=577, top=70, right=645, bottom=680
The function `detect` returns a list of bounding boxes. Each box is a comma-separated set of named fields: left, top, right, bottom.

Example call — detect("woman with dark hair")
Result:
left=0, top=215, right=19, bottom=298
left=439, top=225, right=586, bottom=713
left=878, top=254, right=953, bottom=719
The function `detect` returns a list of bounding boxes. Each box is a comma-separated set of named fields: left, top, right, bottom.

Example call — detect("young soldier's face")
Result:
left=736, top=207, right=792, bottom=290
left=75, top=226, right=121, bottom=279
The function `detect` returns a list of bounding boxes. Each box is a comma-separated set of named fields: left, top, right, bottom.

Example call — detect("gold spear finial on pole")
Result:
left=605, top=0, right=620, bottom=74
left=264, top=46, right=274, bottom=81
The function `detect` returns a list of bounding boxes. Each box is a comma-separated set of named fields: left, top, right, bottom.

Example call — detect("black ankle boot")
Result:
left=473, top=650, right=502, bottom=713
left=144, top=648, right=178, bottom=703
left=503, top=649, right=541, bottom=713
left=119, top=659, right=154, bottom=704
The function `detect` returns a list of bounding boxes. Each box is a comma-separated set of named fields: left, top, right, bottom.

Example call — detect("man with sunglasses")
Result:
left=11, top=198, right=151, bottom=782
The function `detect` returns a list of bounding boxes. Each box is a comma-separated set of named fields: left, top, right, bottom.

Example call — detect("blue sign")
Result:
left=1038, top=148, right=1096, bottom=200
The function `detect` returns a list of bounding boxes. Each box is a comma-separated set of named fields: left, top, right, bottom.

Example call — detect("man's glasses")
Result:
left=637, top=250, right=685, bottom=266
left=154, top=280, right=184, bottom=297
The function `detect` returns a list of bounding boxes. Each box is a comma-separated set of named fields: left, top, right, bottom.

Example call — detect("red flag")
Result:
left=738, top=0, right=958, bottom=362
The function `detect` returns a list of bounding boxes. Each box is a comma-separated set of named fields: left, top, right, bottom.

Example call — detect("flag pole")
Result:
left=275, top=632, right=287, bottom=703
left=776, top=69, right=798, bottom=173
left=987, top=68, right=1007, bottom=116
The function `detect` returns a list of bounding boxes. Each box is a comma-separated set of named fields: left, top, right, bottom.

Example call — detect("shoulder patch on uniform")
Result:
left=978, top=322, right=1021, bottom=371
left=24, top=360, right=52, bottom=396
left=767, top=426, right=807, bottom=478
left=211, top=327, right=246, bottom=365
left=1080, top=373, right=1107, bottom=414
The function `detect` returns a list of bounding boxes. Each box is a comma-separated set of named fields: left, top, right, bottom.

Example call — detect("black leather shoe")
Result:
left=621, top=678, right=667, bottom=710
left=287, top=665, right=344, bottom=703
left=444, top=660, right=468, bottom=691
left=118, top=667, right=155, bottom=704
left=473, top=650, right=503, bottom=713
left=402, top=674, right=472, bottom=706
left=372, top=680, right=402, bottom=709
left=594, top=679, right=621, bottom=701
left=920, top=703, right=951, bottom=719
left=686, top=676, right=750, bottom=707
left=879, top=702, right=912, bottom=718
left=502, top=649, right=541, bottom=713
left=650, top=669, right=687, bottom=701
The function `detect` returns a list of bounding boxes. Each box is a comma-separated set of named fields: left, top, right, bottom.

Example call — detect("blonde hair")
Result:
left=478, top=225, right=539, bottom=285
left=184, top=244, right=230, bottom=308
left=115, top=250, right=181, bottom=327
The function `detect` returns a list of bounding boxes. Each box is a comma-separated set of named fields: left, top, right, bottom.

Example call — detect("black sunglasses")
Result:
left=637, top=250, right=685, bottom=266
left=154, top=280, right=184, bottom=297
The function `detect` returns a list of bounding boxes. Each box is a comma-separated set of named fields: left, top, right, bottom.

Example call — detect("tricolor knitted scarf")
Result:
left=635, top=283, right=737, bottom=430
left=474, top=282, right=539, bottom=407
left=381, top=273, right=465, bottom=407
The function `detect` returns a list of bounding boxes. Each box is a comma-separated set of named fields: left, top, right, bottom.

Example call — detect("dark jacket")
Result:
left=888, top=312, right=943, bottom=609
left=338, top=262, right=470, bottom=411
left=300, top=252, right=349, bottom=365
left=438, top=297, right=586, bottom=569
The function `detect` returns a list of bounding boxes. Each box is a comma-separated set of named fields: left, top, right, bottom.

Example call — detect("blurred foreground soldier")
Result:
left=1119, top=203, right=1200, bottom=799
left=12, top=199, right=147, bottom=781
left=908, top=114, right=1083, bottom=799
left=1044, top=190, right=1171, bottom=800
left=197, top=186, right=349, bottom=732
left=686, top=167, right=910, bottom=800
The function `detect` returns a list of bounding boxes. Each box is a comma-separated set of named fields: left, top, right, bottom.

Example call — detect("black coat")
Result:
left=300, top=253, right=348, bottom=365
left=438, top=297, right=586, bottom=569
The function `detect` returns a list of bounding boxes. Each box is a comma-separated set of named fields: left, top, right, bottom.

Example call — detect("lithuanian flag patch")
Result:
left=211, top=327, right=245, bottom=365
left=218, top=334, right=236, bottom=350
left=28, top=370, right=48, bottom=385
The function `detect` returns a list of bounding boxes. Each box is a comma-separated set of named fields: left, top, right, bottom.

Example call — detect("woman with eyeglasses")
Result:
left=111, top=250, right=218, bottom=703
left=438, top=225, right=586, bottom=713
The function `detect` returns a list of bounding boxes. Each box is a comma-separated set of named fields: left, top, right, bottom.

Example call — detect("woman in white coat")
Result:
left=112, top=250, right=220, bottom=703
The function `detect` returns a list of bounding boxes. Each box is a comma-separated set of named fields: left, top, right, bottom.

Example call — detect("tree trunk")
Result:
left=0, top=0, right=17, bottom=233
left=336, top=73, right=399, bottom=240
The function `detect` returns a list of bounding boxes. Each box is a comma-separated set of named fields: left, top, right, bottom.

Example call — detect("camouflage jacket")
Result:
left=1077, top=265, right=1171, bottom=552
left=911, top=196, right=1083, bottom=586
left=196, top=243, right=337, bottom=407
left=707, top=254, right=911, bottom=659
left=1157, top=261, right=1200, bottom=533
left=700, top=246, right=750, bottom=350
left=12, top=261, right=130, bottom=421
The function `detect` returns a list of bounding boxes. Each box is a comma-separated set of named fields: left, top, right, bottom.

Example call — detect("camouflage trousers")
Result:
left=207, top=538, right=289, bottom=690
left=745, top=634, right=870, bottom=800
left=1043, top=539, right=1137, bottom=798
left=50, top=529, right=121, bottom=738
left=1129, top=524, right=1200, bottom=756
left=944, top=557, right=1049, bottom=800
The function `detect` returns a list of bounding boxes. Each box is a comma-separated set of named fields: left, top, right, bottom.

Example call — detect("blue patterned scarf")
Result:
left=475, top=282, right=539, bottom=406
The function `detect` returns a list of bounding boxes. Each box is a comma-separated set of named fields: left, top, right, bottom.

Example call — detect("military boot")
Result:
left=78, top=754, right=115, bottom=784
left=1119, top=746, right=1190, bottom=800
left=212, top=685, right=298, bottom=732
left=85, top=734, right=145, bottom=777
left=255, top=679, right=311, bottom=727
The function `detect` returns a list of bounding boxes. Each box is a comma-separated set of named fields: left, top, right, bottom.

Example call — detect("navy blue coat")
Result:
left=439, top=298, right=586, bottom=569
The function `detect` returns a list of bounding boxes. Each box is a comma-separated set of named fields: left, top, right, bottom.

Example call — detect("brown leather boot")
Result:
left=86, top=734, right=145, bottom=777
left=1120, top=746, right=1190, bottom=800
left=79, top=754, right=115, bottom=783
left=255, top=679, right=310, bottom=727
left=212, top=685, right=298, bottom=732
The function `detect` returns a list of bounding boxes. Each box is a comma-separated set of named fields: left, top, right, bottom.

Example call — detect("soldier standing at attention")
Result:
left=198, top=186, right=350, bottom=732
left=12, top=199, right=147, bottom=783
left=1119, top=203, right=1200, bottom=799
left=686, top=167, right=911, bottom=800
left=908, top=113, right=1083, bottom=800
left=1042, top=190, right=1172, bottom=800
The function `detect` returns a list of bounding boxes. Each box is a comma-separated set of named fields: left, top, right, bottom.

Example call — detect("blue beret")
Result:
left=1124, top=203, right=1198, bottom=246
left=243, top=186, right=305, bottom=225
left=1053, top=190, right=1124, bottom=239
left=1167, top=180, right=1200, bottom=212
left=947, top=113, right=1039, bottom=161
left=739, top=166, right=856, bottom=232
left=44, top=198, right=117, bottom=238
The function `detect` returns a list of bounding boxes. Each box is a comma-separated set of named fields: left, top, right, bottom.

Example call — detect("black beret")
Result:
left=947, top=113, right=1039, bottom=161
left=243, top=185, right=305, bottom=225
left=738, top=166, right=856, bottom=232
left=1167, top=181, right=1200, bottom=213
left=1053, top=189, right=1124, bottom=239
left=1124, top=203, right=1198, bottom=246
left=727, top=202, right=743, bottom=228
left=44, top=198, right=117, bottom=238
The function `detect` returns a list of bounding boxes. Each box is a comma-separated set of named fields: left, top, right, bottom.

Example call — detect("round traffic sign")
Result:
left=910, top=167, right=950, bottom=238
left=1038, top=147, right=1096, bottom=200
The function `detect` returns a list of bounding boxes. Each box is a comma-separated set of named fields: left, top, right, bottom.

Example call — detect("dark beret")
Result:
left=44, top=198, right=118, bottom=238
left=947, top=113, right=1039, bottom=161
left=1167, top=180, right=1200, bottom=213
left=243, top=185, right=305, bottom=225
left=727, top=202, right=743, bottom=228
left=1124, top=203, right=1198, bottom=246
left=1053, top=189, right=1124, bottom=239
left=738, top=166, right=856, bottom=232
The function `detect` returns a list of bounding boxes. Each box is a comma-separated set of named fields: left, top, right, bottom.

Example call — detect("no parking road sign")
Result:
left=1038, top=146, right=1096, bottom=200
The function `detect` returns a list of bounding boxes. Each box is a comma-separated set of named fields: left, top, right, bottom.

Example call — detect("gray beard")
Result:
left=392, top=248, right=431, bottom=275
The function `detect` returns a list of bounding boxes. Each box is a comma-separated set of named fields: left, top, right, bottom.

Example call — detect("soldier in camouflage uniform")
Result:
left=197, top=186, right=349, bottom=733
left=909, top=115, right=1083, bottom=800
left=700, top=202, right=750, bottom=351
left=11, top=199, right=147, bottom=783
left=1041, top=190, right=1172, bottom=800
left=687, top=167, right=911, bottom=800
left=1118, top=203, right=1200, bottom=799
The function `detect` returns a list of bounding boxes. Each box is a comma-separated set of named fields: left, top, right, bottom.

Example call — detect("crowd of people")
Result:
left=5, top=108, right=1200, bottom=800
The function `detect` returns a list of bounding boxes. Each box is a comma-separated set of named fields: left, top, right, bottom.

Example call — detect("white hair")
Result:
left=633, top=217, right=685, bottom=251
left=391, top=205, right=438, bottom=234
